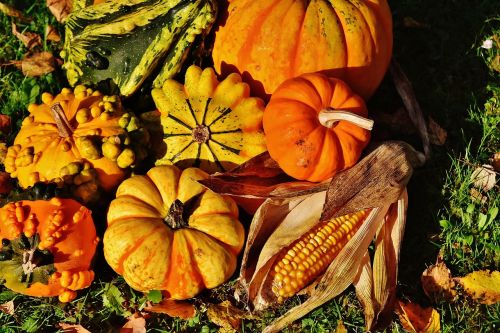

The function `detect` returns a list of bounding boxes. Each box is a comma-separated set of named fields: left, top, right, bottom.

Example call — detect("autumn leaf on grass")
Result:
left=0, top=2, right=29, bottom=21
left=58, top=323, right=91, bottom=333
left=47, top=0, right=71, bottom=22
left=144, top=299, right=195, bottom=319
left=207, top=300, right=254, bottom=333
left=11, top=52, right=56, bottom=77
left=421, top=260, right=457, bottom=303
left=0, top=300, right=14, bottom=315
left=0, top=114, right=11, bottom=135
left=12, top=23, right=41, bottom=50
left=45, top=24, right=61, bottom=42
left=471, top=165, right=496, bottom=192
left=334, top=320, right=348, bottom=333
left=456, top=270, right=500, bottom=305
left=396, top=300, right=440, bottom=333
left=427, top=117, right=447, bottom=146
left=491, top=152, right=500, bottom=172
left=121, top=312, right=148, bottom=333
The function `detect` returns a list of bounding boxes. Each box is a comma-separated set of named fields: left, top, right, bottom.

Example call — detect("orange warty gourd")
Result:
left=0, top=198, right=98, bottom=302
left=103, top=165, right=245, bottom=300
left=212, top=0, right=392, bottom=100
left=263, top=72, right=373, bottom=182
left=4, top=85, right=149, bottom=202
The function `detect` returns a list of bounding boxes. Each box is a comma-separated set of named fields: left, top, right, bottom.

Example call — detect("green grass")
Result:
left=0, top=1, right=499, bottom=332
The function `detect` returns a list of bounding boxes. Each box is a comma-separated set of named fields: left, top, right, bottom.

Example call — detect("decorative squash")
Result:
left=0, top=198, right=98, bottom=302
left=263, top=72, right=373, bottom=182
left=153, top=65, right=266, bottom=173
left=62, top=0, right=218, bottom=97
left=103, top=165, right=245, bottom=299
left=4, top=85, right=149, bottom=202
left=212, top=0, right=393, bottom=100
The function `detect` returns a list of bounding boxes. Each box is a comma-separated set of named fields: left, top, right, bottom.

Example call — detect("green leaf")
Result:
left=463, top=235, right=474, bottom=246
left=478, top=213, right=488, bottom=230
left=102, top=283, right=131, bottom=317
left=488, top=207, right=498, bottom=221
left=439, top=219, right=451, bottom=229
left=466, top=203, right=475, bottom=214
left=146, top=290, right=162, bottom=304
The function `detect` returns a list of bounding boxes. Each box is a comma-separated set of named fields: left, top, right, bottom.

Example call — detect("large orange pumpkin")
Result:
left=263, top=72, right=373, bottom=182
left=103, top=165, right=245, bottom=300
left=0, top=198, right=98, bottom=302
left=212, top=0, right=392, bottom=100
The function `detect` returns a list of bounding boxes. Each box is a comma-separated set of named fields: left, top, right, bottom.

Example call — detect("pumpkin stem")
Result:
left=318, top=108, right=374, bottom=131
left=164, top=199, right=189, bottom=230
left=192, top=125, right=210, bottom=143
left=51, top=103, right=74, bottom=137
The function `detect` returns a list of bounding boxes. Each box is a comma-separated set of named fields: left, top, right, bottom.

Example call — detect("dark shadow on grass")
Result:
left=369, top=0, right=497, bottom=301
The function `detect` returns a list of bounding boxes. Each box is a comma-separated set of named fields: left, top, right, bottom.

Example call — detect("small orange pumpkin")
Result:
left=0, top=198, right=98, bottom=302
left=263, top=72, right=373, bottom=182
left=103, top=165, right=245, bottom=299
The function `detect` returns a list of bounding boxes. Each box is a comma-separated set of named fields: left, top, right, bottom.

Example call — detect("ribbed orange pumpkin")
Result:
left=0, top=198, right=98, bottom=302
left=263, top=72, right=373, bottom=182
left=103, top=165, right=245, bottom=299
left=212, top=0, right=392, bottom=100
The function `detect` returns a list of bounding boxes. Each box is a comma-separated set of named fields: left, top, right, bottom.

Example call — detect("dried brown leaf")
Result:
left=0, top=2, right=28, bottom=20
left=120, top=313, right=147, bottom=333
left=396, top=300, right=440, bottom=333
left=470, top=188, right=488, bottom=204
left=421, top=260, right=457, bottom=303
left=0, top=300, right=14, bottom=315
left=20, top=52, right=56, bottom=77
left=144, top=299, right=195, bottom=319
left=0, top=114, right=11, bottom=135
left=491, top=152, right=500, bottom=172
left=45, top=24, right=61, bottom=42
left=403, top=17, right=430, bottom=29
left=11, top=23, right=42, bottom=50
left=456, top=270, right=500, bottom=305
left=47, top=0, right=72, bottom=22
left=391, top=60, right=430, bottom=160
left=0, top=172, right=13, bottom=194
left=207, top=300, right=254, bottom=333
left=471, top=165, right=496, bottom=192
left=58, top=323, right=92, bottom=333
left=321, top=141, right=418, bottom=221
left=427, top=117, right=447, bottom=146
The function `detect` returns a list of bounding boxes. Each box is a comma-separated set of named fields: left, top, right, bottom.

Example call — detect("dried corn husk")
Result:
left=221, top=141, right=420, bottom=332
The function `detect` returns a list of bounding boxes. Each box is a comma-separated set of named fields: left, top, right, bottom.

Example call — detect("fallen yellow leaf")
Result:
left=456, top=270, right=500, bottom=305
left=421, top=260, right=457, bottom=302
left=0, top=2, right=28, bottom=20
left=120, top=312, right=147, bottom=333
left=396, top=300, right=440, bottom=333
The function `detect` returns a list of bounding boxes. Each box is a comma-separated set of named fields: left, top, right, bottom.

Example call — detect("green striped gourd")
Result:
left=62, top=0, right=217, bottom=97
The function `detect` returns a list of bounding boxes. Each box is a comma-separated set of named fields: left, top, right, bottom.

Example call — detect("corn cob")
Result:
left=270, top=210, right=369, bottom=302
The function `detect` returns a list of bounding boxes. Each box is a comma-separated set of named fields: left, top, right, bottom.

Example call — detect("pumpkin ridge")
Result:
left=118, top=193, right=163, bottom=217
left=206, top=107, right=232, bottom=127
left=209, top=138, right=241, bottom=155
left=291, top=0, right=307, bottom=76
left=185, top=99, right=200, bottom=126
left=168, top=114, right=193, bottom=131
left=200, top=97, right=211, bottom=125
left=204, top=143, right=225, bottom=171
left=115, top=225, right=165, bottom=274
left=171, top=141, right=196, bottom=162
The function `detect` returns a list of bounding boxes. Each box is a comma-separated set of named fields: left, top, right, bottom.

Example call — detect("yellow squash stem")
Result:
left=270, top=210, right=369, bottom=302
left=317, top=109, right=374, bottom=130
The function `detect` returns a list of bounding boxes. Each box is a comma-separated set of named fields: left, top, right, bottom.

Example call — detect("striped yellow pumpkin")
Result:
left=152, top=65, right=267, bottom=174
